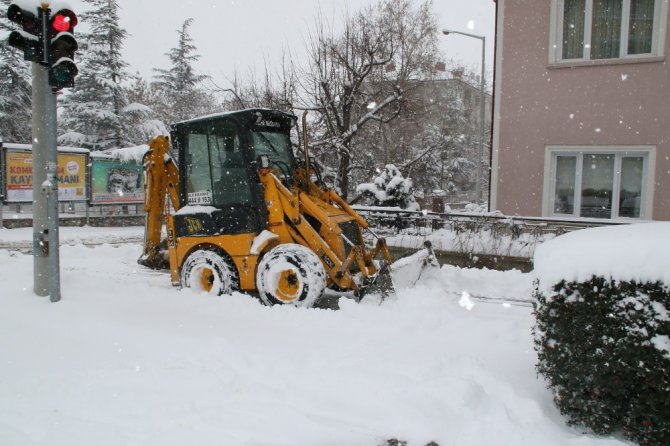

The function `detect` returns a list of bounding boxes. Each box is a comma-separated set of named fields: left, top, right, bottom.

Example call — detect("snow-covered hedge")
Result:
left=533, top=223, right=670, bottom=446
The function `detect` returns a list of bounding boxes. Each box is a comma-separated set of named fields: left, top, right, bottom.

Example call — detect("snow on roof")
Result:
left=171, top=108, right=295, bottom=127
left=89, top=145, right=150, bottom=164
left=533, top=222, right=670, bottom=294
left=3, top=142, right=89, bottom=154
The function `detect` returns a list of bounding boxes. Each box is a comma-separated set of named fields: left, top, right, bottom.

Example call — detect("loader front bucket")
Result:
left=360, top=241, right=440, bottom=300
left=389, top=241, right=440, bottom=290
left=360, top=261, right=396, bottom=300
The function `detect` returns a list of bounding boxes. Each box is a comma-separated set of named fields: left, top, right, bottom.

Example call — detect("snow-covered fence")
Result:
left=355, top=206, right=627, bottom=262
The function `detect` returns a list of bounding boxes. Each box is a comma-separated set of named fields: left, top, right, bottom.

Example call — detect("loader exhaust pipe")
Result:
left=301, top=111, right=310, bottom=191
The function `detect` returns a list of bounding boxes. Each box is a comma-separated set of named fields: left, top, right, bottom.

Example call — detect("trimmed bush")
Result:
left=533, top=277, right=670, bottom=446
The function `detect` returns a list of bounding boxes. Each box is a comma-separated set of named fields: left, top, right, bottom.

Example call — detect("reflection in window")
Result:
left=591, top=0, right=622, bottom=60
left=629, top=0, right=655, bottom=54
left=619, top=157, right=643, bottom=217
left=563, top=0, right=586, bottom=59
left=550, top=149, right=649, bottom=219
left=554, top=156, right=576, bottom=214
left=185, top=133, right=212, bottom=201
left=556, top=0, right=661, bottom=61
left=581, top=154, right=614, bottom=218
left=183, top=120, right=253, bottom=207
left=252, top=131, right=296, bottom=179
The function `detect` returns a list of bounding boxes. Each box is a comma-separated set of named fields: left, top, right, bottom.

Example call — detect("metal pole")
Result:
left=46, top=82, right=61, bottom=302
left=441, top=29, right=487, bottom=206
left=0, top=137, right=4, bottom=229
left=478, top=37, right=486, bottom=206
left=32, top=7, right=61, bottom=301
left=32, top=61, right=49, bottom=296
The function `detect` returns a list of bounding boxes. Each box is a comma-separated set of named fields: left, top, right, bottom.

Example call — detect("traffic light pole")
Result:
left=31, top=9, right=61, bottom=302
left=9, top=2, right=79, bottom=301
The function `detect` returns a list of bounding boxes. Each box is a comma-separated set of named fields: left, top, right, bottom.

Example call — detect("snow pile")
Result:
left=0, top=228, right=630, bottom=445
left=533, top=222, right=670, bottom=294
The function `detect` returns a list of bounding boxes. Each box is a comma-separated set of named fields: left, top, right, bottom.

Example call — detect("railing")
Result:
left=355, top=206, right=628, bottom=269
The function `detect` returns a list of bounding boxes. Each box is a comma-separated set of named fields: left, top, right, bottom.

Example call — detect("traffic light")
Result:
left=48, top=9, right=78, bottom=90
left=7, top=3, right=45, bottom=63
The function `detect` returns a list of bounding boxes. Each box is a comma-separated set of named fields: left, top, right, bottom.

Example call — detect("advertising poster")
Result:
left=90, top=158, right=144, bottom=204
left=3, top=149, right=88, bottom=203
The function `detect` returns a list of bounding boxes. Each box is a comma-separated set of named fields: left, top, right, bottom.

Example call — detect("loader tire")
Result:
left=256, top=244, right=326, bottom=307
left=180, top=249, right=236, bottom=295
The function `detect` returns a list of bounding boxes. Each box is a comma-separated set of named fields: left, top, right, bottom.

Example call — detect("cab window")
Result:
left=183, top=119, right=252, bottom=206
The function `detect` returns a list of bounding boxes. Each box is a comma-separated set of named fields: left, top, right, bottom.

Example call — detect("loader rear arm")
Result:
left=138, top=135, right=181, bottom=269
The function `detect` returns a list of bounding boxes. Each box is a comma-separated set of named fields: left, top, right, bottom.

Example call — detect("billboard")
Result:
left=3, top=149, right=88, bottom=203
left=90, top=158, right=145, bottom=204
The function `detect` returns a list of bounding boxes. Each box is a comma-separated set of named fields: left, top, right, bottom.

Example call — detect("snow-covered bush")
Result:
left=533, top=223, right=670, bottom=446
left=355, top=164, right=420, bottom=211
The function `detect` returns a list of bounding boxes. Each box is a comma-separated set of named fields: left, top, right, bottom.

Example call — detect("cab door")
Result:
left=172, top=117, right=267, bottom=236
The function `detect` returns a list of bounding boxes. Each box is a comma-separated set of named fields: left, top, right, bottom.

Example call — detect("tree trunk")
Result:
left=338, top=148, right=351, bottom=200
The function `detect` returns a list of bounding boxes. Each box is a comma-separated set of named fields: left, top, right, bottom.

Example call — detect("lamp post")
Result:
left=442, top=29, right=486, bottom=205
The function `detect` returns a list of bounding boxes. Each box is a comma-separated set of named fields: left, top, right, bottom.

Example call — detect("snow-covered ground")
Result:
left=0, top=226, right=631, bottom=446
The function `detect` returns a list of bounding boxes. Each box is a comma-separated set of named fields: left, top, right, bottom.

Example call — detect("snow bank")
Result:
left=534, top=222, right=670, bottom=293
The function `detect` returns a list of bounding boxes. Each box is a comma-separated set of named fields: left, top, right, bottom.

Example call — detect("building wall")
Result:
left=492, top=0, right=670, bottom=221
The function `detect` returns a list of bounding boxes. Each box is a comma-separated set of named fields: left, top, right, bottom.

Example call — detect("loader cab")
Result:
left=170, top=109, right=297, bottom=235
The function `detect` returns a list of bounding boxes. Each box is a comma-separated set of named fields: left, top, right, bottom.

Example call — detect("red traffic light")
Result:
left=50, top=9, right=77, bottom=34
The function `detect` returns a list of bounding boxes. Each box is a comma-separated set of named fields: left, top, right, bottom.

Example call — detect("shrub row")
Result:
left=534, top=277, right=670, bottom=446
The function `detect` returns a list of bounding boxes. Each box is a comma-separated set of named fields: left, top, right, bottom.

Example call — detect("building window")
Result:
left=547, top=147, right=653, bottom=219
left=552, top=0, right=666, bottom=62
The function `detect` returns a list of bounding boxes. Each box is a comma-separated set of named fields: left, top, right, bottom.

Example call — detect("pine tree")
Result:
left=355, top=164, right=420, bottom=210
left=58, top=0, right=130, bottom=150
left=122, top=73, right=168, bottom=145
left=0, top=0, right=32, bottom=143
left=152, top=18, right=217, bottom=123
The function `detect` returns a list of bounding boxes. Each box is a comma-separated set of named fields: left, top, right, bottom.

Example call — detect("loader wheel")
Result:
left=256, top=244, right=326, bottom=307
left=180, top=250, right=235, bottom=295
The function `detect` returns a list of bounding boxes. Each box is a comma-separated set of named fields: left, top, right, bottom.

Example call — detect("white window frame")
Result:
left=543, top=146, right=656, bottom=220
left=549, top=0, right=668, bottom=64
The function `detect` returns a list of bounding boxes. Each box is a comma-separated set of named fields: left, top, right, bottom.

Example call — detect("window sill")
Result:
left=548, top=56, right=665, bottom=69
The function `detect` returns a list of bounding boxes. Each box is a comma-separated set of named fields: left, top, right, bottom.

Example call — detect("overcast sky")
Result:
left=67, top=0, right=496, bottom=88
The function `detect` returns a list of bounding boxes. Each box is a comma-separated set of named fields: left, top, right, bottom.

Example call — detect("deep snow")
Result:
left=0, top=226, right=631, bottom=446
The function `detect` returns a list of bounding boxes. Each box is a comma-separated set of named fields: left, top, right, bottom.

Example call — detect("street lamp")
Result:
left=442, top=29, right=486, bottom=206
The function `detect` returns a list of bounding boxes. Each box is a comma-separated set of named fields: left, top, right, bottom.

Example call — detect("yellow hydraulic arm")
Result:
left=138, top=136, right=180, bottom=269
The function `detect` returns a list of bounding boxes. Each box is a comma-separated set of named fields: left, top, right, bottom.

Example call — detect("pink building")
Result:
left=491, top=0, right=670, bottom=221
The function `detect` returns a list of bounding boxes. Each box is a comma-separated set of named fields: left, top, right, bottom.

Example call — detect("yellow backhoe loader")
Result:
left=138, top=108, right=435, bottom=307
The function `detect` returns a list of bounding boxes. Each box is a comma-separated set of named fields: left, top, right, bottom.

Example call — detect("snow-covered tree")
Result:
left=122, top=74, right=168, bottom=144
left=355, top=164, right=420, bottom=210
left=298, top=0, right=439, bottom=198
left=0, top=0, right=32, bottom=143
left=58, top=0, right=131, bottom=150
left=152, top=18, right=217, bottom=123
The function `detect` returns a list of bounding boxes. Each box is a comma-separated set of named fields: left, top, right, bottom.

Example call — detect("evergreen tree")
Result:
left=355, top=164, right=420, bottom=210
left=152, top=18, right=217, bottom=123
left=59, top=0, right=130, bottom=150
left=0, top=0, right=32, bottom=143
left=122, top=73, right=168, bottom=145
